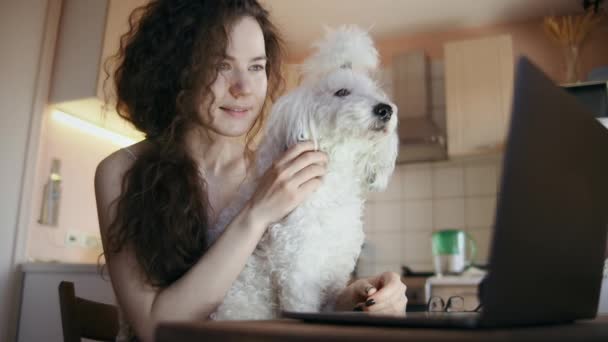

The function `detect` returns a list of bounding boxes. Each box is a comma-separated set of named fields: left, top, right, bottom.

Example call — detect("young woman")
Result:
left=94, top=1, right=407, bottom=341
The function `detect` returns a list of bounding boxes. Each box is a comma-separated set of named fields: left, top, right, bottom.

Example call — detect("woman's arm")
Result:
left=96, top=150, right=267, bottom=342
left=95, top=142, right=327, bottom=342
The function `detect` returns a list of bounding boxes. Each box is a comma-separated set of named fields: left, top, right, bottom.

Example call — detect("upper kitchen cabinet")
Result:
left=444, top=35, right=514, bottom=157
left=50, top=0, right=146, bottom=140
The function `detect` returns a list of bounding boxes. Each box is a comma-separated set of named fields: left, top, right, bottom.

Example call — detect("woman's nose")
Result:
left=229, top=70, right=252, bottom=98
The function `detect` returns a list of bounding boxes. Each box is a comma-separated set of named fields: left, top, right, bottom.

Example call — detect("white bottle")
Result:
left=39, top=159, right=61, bottom=226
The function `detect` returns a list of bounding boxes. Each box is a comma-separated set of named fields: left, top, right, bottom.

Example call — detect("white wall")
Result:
left=358, top=154, right=501, bottom=276
left=0, top=1, right=54, bottom=341
left=27, top=111, right=123, bottom=264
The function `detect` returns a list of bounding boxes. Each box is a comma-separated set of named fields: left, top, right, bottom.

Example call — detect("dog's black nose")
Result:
left=373, top=103, right=393, bottom=122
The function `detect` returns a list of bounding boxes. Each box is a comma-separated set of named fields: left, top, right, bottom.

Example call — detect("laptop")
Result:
left=281, top=56, right=608, bottom=329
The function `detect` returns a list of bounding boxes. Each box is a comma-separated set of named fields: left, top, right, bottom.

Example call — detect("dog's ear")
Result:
left=364, top=133, right=399, bottom=192
left=287, top=109, right=318, bottom=151
left=256, top=90, right=318, bottom=174
left=278, top=88, right=318, bottom=151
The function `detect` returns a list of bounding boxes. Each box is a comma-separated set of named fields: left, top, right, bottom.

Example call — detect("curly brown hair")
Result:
left=101, top=0, right=285, bottom=288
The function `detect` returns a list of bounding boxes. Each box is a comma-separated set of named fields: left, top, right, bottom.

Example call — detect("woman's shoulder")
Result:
left=95, top=140, right=152, bottom=184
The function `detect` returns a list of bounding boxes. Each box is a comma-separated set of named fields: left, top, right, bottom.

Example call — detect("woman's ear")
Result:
left=364, top=133, right=399, bottom=192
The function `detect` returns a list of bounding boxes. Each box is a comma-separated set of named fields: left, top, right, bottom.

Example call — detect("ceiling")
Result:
left=259, top=0, right=582, bottom=55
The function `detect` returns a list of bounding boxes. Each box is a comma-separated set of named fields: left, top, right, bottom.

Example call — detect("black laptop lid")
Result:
left=481, top=57, right=608, bottom=326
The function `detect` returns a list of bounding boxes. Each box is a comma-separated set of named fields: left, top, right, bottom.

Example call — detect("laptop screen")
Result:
left=481, top=57, right=608, bottom=326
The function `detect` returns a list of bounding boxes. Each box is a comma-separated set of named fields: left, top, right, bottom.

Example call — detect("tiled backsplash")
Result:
left=357, top=153, right=503, bottom=277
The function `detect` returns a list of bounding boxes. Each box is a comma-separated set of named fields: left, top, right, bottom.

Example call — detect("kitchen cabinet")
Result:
left=17, top=263, right=115, bottom=342
left=444, top=35, right=514, bottom=157
left=50, top=0, right=108, bottom=106
left=50, top=0, right=145, bottom=140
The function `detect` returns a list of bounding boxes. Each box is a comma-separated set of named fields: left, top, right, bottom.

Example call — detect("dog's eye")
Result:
left=334, top=88, right=351, bottom=97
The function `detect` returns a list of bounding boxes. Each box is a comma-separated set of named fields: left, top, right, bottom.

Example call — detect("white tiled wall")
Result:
left=357, top=153, right=503, bottom=277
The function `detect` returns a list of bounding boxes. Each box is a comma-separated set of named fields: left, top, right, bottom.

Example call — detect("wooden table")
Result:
left=156, top=315, right=608, bottom=341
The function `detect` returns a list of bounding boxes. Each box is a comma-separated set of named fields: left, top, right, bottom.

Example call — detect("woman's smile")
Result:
left=220, top=105, right=252, bottom=118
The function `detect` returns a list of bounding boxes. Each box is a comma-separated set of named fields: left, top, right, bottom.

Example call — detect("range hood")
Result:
left=388, top=51, right=448, bottom=164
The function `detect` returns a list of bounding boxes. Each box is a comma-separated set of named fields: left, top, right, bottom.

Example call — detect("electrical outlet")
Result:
left=65, top=230, right=81, bottom=247
left=83, top=234, right=100, bottom=249
left=65, top=230, right=102, bottom=249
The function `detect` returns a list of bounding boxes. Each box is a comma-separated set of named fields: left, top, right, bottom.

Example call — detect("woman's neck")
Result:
left=184, top=126, right=248, bottom=178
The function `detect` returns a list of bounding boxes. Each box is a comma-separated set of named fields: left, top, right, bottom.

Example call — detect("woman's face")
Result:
left=199, top=16, right=268, bottom=138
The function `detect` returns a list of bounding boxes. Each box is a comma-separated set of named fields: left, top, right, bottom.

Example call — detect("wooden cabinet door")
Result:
left=444, top=35, right=513, bottom=156
left=50, top=0, right=145, bottom=141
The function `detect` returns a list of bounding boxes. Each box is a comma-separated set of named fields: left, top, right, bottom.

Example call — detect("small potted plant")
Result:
left=543, top=0, right=606, bottom=83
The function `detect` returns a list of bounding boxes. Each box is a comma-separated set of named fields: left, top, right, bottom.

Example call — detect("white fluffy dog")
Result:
left=211, top=26, right=399, bottom=320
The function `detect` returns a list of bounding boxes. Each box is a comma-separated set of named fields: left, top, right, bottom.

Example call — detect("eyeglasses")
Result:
left=427, top=295, right=483, bottom=313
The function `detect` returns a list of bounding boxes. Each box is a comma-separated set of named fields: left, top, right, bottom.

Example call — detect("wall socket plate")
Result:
left=65, top=230, right=101, bottom=249
left=65, top=230, right=81, bottom=247
left=83, top=235, right=100, bottom=249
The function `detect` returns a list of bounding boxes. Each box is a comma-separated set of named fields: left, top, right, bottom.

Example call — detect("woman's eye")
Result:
left=249, top=64, right=265, bottom=72
left=334, top=88, right=351, bottom=97
left=217, top=62, right=231, bottom=71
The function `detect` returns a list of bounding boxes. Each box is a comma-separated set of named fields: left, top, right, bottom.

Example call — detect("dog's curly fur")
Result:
left=211, top=26, right=399, bottom=320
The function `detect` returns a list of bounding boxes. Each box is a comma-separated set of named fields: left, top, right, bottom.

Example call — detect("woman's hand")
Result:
left=335, top=272, right=407, bottom=316
left=246, top=141, right=328, bottom=228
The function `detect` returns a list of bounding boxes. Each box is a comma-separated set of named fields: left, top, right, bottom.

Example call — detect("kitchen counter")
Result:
left=21, top=261, right=103, bottom=273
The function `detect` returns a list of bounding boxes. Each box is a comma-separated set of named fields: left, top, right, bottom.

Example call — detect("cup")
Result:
left=431, top=229, right=476, bottom=276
